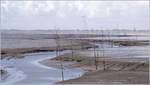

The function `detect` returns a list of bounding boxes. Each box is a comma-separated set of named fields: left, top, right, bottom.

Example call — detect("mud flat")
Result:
left=0, top=30, right=96, bottom=84
left=1, top=30, right=150, bottom=84
left=41, top=52, right=149, bottom=84
left=1, top=31, right=96, bottom=59
left=40, top=37, right=149, bottom=84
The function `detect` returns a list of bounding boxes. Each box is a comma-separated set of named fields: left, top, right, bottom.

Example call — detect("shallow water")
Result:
left=1, top=51, right=85, bottom=85
left=77, top=43, right=150, bottom=59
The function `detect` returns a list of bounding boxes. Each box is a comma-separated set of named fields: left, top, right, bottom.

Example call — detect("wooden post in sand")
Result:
left=109, top=29, right=113, bottom=48
left=101, top=29, right=106, bottom=71
left=94, top=40, right=98, bottom=70
left=71, top=37, right=74, bottom=61
left=55, top=29, right=64, bottom=81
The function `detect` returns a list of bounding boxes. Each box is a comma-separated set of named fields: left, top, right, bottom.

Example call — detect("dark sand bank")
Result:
left=1, top=42, right=95, bottom=59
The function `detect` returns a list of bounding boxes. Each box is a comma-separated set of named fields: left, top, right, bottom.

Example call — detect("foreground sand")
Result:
left=60, top=70, right=149, bottom=84
left=40, top=53, right=149, bottom=84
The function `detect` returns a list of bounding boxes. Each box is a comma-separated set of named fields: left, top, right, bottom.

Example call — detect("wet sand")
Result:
left=1, top=30, right=149, bottom=84
left=40, top=52, right=149, bottom=84
left=1, top=31, right=96, bottom=59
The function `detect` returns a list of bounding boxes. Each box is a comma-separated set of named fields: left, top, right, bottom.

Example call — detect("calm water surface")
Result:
left=1, top=51, right=85, bottom=85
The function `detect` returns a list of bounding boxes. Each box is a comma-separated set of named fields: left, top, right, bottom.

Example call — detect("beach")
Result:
left=1, top=30, right=149, bottom=84
left=40, top=52, right=149, bottom=84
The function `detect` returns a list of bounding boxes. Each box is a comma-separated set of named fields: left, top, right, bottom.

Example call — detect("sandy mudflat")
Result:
left=40, top=52, right=149, bottom=84
left=1, top=31, right=96, bottom=59
left=59, top=70, right=149, bottom=84
left=1, top=30, right=150, bottom=84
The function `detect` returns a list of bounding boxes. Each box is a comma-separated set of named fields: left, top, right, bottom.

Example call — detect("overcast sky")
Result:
left=1, top=0, right=149, bottom=30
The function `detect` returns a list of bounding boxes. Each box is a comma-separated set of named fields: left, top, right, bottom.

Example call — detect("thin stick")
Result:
left=101, top=29, right=106, bottom=71
left=94, top=42, right=98, bottom=70
left=55, top=29, right=64, bottom=81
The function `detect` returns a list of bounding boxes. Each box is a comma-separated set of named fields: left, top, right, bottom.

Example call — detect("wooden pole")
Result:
left=55, top=29, right=64, bottom=81
left=71, top=38, right=74, bottom=61
left=101, top=29, right=106, bottom=71
left=94, top=42, right=98, bottom=70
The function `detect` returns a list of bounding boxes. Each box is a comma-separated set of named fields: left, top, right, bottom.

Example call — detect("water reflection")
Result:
left=1, top=51, right=85, bottom=85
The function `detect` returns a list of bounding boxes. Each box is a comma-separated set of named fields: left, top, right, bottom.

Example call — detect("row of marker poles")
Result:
left=54, top=23, right=139, bottom=81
